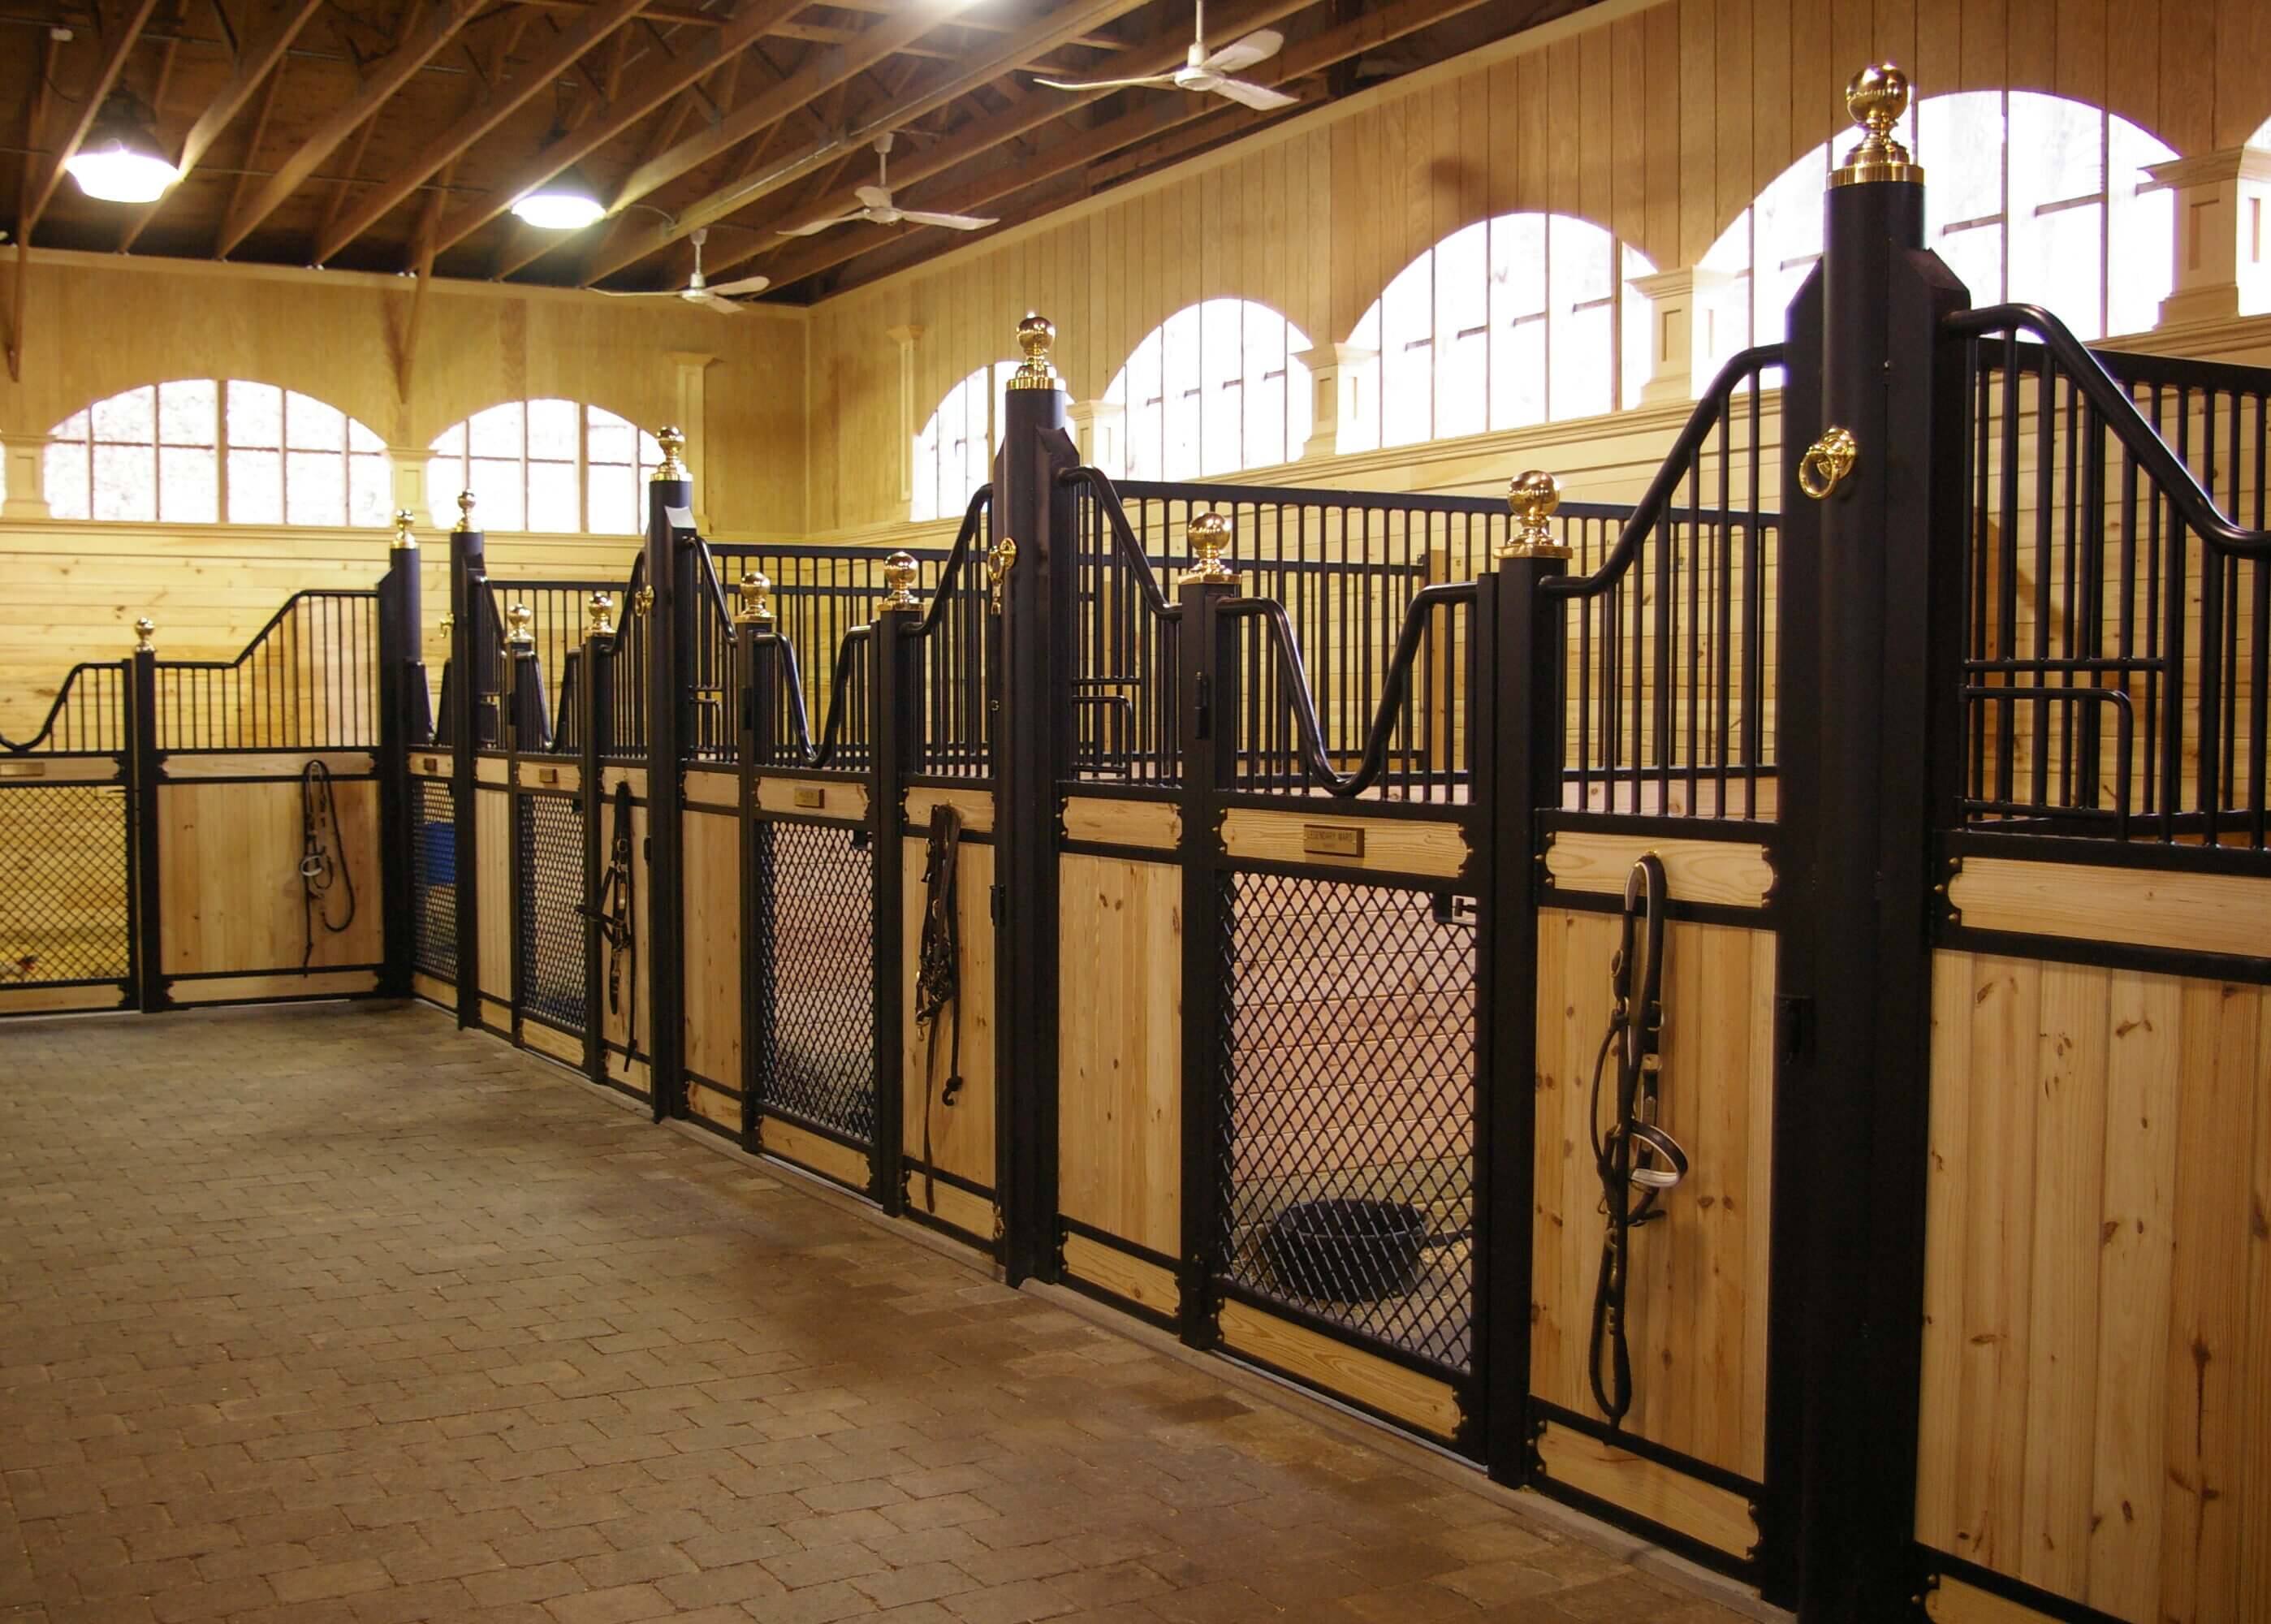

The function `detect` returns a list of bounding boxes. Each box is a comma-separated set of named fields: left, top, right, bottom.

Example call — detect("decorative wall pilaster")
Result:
left=1, top=434, right=50, bottom=520
left=1066, top=400, right=1125, bottom=475
left=2146, top=149, right=2271, bottom=328
left=886, top=323, right=924, bottom=508
left=667, top=351, right=719, bottom=531
left=1628, top=267, right=1736, bottom=404
left=1291, top=344, right=1375, bottom=460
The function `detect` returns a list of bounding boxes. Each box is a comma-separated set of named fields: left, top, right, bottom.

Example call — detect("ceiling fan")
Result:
left=1033, top=0, right=1297, bottom=110
left=779, top=134, right=1000, bottom=238
left=597, top=227, right=768, bottom=312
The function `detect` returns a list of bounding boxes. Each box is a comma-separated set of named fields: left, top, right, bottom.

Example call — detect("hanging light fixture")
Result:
left=511, top=166, right=605, bottom=230
left=65, top=93, right=179, bottom=204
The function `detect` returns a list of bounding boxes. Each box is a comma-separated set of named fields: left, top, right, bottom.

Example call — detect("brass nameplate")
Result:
left=537, top=767, right=560, bottom=785
left=792, top=785, right=826, bottom=810
left=420, top=755, right=440, bottom=773
left=0, top=760, right=49, bottom=779
left=1304, top=823, right=1365, bottom=858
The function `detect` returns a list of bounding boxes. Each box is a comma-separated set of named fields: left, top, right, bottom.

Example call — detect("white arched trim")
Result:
left=425, top=400, right=663, bottom=536
left=1103, top=300, right=1312, bottom=480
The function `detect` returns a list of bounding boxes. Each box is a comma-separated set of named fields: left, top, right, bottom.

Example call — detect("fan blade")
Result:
left=594, top=287, right=688, bottom=296
left=1031, top=71, right=1176, bottom=92
left=777, top=214, right=857, bottom=236
left=1202, top=28, right=1282, bottom=75
left=693, top=292, right=745, bottom=314
left=854, top=184, right=892, bottom=209
left=897, top=209, right=999, bottom=232
left=1210, top=76, right=1297, bottom=110
left=705, top=273, right=771, bottom=296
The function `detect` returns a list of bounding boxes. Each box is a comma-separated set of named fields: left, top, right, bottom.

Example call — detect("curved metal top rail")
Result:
left=1113, top=475, right=1630, bottom=523
left=1058, top=467, right=1181, bottom=620
left=691, top=544, right=735, bottom=632
left=149, top=588, right=380, bottom=672
left=1220, top=581, right=1477, bottom=799
left=909, top=484, right=995, bottom=640
left=1543, top=344, right=1786, bottom=602
left=1949, top=304, right=2271, bottom=559
left=768, top=624, right=871, bottom=769
left=0, top=662, right=121, bottom=755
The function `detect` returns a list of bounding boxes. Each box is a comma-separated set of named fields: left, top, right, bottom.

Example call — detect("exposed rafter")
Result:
left=313, top=0, right=651, bottom=262
left=581, top=0, right=1151, bottom=286
left=214, top=0, right=482, bottom=257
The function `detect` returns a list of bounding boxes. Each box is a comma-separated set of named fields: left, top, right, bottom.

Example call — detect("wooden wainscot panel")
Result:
left=596, top=796, right=649, bottom=1069
left=475, top=757, right=509, bottom=786
left=520, top=1021, right=584, bottom=1068
left=905, top=786, right=993, bottom=835
left=902, top=834, right=995, bottom=1187
left=1216, top=1299, right=1461, bottom=1439
left=172, top=969, right=379, bottom=1004
left=515, top=760, right=579, bottom=793
left=1220, top=808, right=1468, bottom=879
left=1923, top=1578, right=2059, bottom=1624
left=412, top=972, right=454, bottom=1008
left=909, top=1177, right=998, bottom=1244
left=758, top=777, right=870, bottom=821
left=682, top=810, right=741, bottom=1089
left=1947, top=858, right=2271, bottom=962
left=1057, top=853, right=1181, bottom=1256
left=1545, top=832, right=1775, bottom=910
left=1062, top=1233, right=1178, bottom=1319
left=0, top=983, right=129, bottom=1016
left=1534, top=1423, right=1757, bottom=1559
left=684, top=1078, right=740, bottom=1134
left=763, top=1118, right=869, bottom=1190
left=477, top=788, right=511, bottom=1001
left=1062, top=796, right=1180, bottom=850
left=599, top=1049, right=650, bottom=1092
left=481, top=995, right=512, bottom=1030
left=412, top=753, right=447, bottom=779
left=163, top=749, right=373, bottom=781
left=0, top=758, right=119, bottom=784
left=683, top=766, right=737, bottom=810
left=1532, top=909, right=1775, bottom=1479
left=159, top=780, right=385, bottom=975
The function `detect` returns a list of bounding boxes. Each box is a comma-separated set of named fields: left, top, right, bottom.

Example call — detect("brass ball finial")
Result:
left=391, top=508, right=418, bottom=551
left=133, top=616, right=155, bottom=654
left=505, top=601, right=535, bottom=648
left=456, top=489, right=477, bottom=528
left=652, top=425, right=689, bottom=482
left=1498, top=471, right=1573, bottom=562
left=1180, top=510, right=1236, bottom=585
left=879, top=551, right=922, bottom=612
left=735, top=568, right=775, bottom=627
left=587, top=591, right=617, bottom=638
left=1008, top=313, right=1058, bottom=391
left=1831, top=63, right=1922, bottom=187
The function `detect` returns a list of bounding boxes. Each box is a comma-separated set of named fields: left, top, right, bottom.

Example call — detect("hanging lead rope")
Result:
left=299, top=758, right=358, bottom=970
left=1587, top=852, right=1689, bottom=1427
left=913, top=801, right=965, bottom=1213
left=583, top=778, right=639, bottom=1072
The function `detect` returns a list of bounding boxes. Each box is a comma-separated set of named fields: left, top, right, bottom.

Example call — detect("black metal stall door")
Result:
left=1214, top=869, right=1481, bottom=1431
left=752, top=816, right=878, bottom=1153
left=515, top=787, right=589, bottom=1039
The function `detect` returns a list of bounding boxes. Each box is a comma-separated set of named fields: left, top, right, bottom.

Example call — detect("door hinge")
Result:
left=1775, top=994, right=1815, bottom=1061
left=991, top=883, right=1004, bottom=924
left=1194, top=672, right=1211, bottom=741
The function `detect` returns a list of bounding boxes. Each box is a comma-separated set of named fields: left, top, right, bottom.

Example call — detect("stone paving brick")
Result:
left=0, top=1004, right=1754, bottom=1624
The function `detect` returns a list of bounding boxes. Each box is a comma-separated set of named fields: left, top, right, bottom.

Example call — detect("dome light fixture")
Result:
left=64, top=93, right=179, bottom=204
left=511, top=166, right=606, bottom=231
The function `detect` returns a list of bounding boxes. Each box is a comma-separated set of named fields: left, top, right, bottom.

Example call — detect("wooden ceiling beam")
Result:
left=424, top=0, right=810, bottom=261
left=313, top=0, right=652, bottom=262
left=581, top=0, right=1150, bottom=284
left=116, top=0, right=328, bottom=250
left=24, top=0, right=165, bottom=235
left=214, top=0, right=481, bottom=256
left=760, top=0, right=1502, bottom=293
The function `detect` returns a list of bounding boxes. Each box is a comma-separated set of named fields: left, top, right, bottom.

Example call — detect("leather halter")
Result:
left=581, top=778, right=638, bottom=1073
left=298, top=758, right=357, bottom=970
left=913, top=801, right=965, bottom=1212
left=1587, top=852, right=1690, bottom=1427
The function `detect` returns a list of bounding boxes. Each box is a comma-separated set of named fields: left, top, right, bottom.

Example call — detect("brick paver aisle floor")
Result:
left=0, top=1002, right=1753, bottom=1624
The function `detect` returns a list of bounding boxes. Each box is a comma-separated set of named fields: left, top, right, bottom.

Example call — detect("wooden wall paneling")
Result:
left=1548, top=38, right=1584, bottom=224
left=2101, top=0, right=2157, bottom=135
left=2240, top=1000, right=2271, bottom=1622
left=682, top=808, right=740, bottom=1089
left=1784, top=0, right=1833, bottom=163
left=2052, top=0, right=2106, bottom=106
left=1915, top=0, right=1965, bottom=110
left=1916, top=952, right=1978, bottom=1554
left=901, top=831, right=995, bottom=1190
left=158, top=779, right=382, bottom=975
left=1457, top=67, right=1491, bottom=250
left=1712, top=0, right=1752, bottom=253
left=1677, top=0, right=1717, bottom=266
left=477, top=786, right=509, bottom=1004
left=2004, top=0, right=2057, bottom=105
left=1056, top=853, right=1181, bottom=1256
left=1829, top=0, right=1877, bottom=138
left=1643, top=1, right=1684, bottom=268
left=1877, top=0, right=1921, bottom=80
left=2155, top=2, right=2214, bottom=156
left=1609, top=19, right=1649, bottom=247
left=2213, top=0, right=2271, bottom=148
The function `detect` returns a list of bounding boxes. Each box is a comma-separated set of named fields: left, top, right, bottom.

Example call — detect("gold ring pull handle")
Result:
left=1798, top=425, right=1859, bottom=500
left=988, top=535, right=1018, bottom=615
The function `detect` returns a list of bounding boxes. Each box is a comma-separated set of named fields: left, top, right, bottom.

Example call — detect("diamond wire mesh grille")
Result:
left=756, top=820, right=875, bottom=1146
left=1219, top=873, right=1477, bottom=1372
left=410, top=778, right=457, bottom=980
left=516, top=792, right=586, bottom=1036
left=0, top=784, right=132, bottom=987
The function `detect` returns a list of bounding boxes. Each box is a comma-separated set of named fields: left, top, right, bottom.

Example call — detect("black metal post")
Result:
left=127, top=637, right=164, bottom=1013
left=993, top=318, right=1075, bottom=1286
left=376, top=519, right=421, bottom=1000
left=1778, top=67, right=1968, bottom=1622
left=506, top=637, right=542, bottom=1043
left=870, top=595, right=922, bottom=1216
left=581, top=598, right=614, bottom=1085
left=447, top=504, right=485, bottom=1030
left=1174, top=572, right=1238, bottom=1348
left=644, top=432, right=695, bottom=1123
left=736, top=606, right=775, bottom=1155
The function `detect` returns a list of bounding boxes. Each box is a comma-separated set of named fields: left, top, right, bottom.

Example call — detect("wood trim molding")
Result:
left=1062, top=796, right=1179, bottom=850
left=1947, top=857, right=2271, bottom=961
left=1544, top=832, right=1775, bottom=909
left=1216, top=1300, right=1462, bottom=1437
left=762, top=1117, right=870, bottom=1190
left=757, top=777, right=870, bottom=821
left=1062, top=1233, right=1178, bottom=1317
left=906, top=786, right=995, bottom=835
left=1218, top=808, right=1469, bottom=879
left=1532, top=1423, right=1756, bottom=1558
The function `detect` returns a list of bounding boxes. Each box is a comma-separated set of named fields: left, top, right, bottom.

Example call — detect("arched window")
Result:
left=1105, top=300, right=1311, bottom=480
left=1344, top=214, right=1656, bottom=452
left=45, top=381, right=389, bottom=525
left=912, top=361, right=1017, bottom=523
left=425, top=401, right=663, bottom=535
left=1701, top=91, right=2176, bottom=362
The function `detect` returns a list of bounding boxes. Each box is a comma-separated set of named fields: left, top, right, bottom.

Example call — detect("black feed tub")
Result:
left=1263, top=1198, right=1427, bottom=1303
